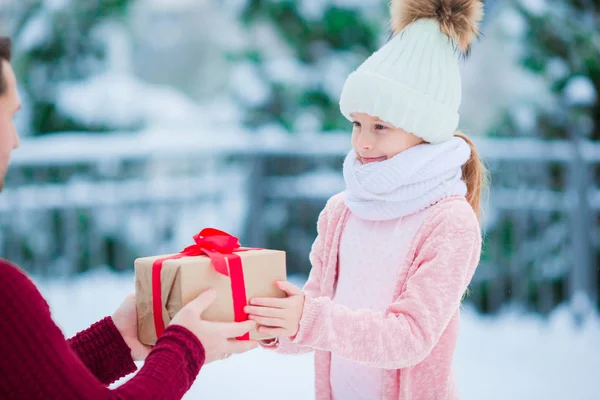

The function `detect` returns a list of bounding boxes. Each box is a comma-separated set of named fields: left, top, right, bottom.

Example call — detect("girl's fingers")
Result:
left=248, top=315, right=284, bottom=327
left=257, top=326, right=288, bottom=337
left=244, top=305, right=284, bottom=318
left=249, top=297, right=287, bottom=308
left=276, top=281, right=302, bottom=296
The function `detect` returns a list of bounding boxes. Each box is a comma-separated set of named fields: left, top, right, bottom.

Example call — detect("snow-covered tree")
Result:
left=10, top=0, right=134, bottom=135
left=479, top=0, right=600, bottom=314
left=228, top=0, right=385, bottom=133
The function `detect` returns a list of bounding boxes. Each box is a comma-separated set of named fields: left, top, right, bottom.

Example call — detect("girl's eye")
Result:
left=375, top=124, right=387, bottom=131
left=352, top=121, right=361, bottom=128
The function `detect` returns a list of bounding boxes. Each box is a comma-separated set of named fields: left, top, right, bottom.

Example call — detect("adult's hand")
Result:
left=170, top=289, right=258, bottom=363
left=112, top=294, right=152, bottom=361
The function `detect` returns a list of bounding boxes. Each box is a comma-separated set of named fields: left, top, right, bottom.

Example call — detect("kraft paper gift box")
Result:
left=135, top=228, right=287, bottom=346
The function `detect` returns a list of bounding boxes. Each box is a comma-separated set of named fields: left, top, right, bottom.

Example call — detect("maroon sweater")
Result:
left=0, top=259, right=205, bottom=399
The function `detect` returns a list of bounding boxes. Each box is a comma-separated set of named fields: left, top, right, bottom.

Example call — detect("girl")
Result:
left=245, top=1, right=486, bottom=399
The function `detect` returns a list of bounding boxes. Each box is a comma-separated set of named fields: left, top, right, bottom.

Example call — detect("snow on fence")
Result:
left=1, top=131, right=598, bottom=315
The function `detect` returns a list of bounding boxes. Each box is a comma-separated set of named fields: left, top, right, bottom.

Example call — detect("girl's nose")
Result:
left=358, top=134, right=373, bottom=151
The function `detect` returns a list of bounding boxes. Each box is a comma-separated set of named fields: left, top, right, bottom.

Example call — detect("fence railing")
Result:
left=2, top=131, right=598, bottom=315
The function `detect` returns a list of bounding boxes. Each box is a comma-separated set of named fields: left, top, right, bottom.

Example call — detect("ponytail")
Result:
left=454, top=132, right=489, bottom=221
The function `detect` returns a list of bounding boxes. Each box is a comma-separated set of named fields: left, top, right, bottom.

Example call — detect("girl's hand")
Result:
left=245, top=281, right=305, bottom=338
left=112, top=294, right=153, bottom=361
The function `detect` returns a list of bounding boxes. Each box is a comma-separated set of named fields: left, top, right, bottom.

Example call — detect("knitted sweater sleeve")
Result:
left=67, top=316, right=136, bottom=385
left=289, top=200, right=482, bottom=369
left=0, top=260, right=205, bottom=400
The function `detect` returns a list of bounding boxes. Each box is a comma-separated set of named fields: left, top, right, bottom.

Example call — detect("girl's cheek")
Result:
left=351, top=134, right=359, bottom=150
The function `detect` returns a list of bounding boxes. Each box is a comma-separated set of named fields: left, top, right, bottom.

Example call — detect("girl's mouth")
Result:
left=361, top=156, right=387, bottom=164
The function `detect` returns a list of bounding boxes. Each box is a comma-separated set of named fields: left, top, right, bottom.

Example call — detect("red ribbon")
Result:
left=152, top=228, right=253, bottom=341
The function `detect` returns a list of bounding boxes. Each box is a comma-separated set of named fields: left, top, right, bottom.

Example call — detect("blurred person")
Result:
left=0, top=36, right=258, bottom=399
left=245, top=1, right=488, bottom=399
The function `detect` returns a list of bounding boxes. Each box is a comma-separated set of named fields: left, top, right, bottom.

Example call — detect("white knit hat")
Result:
left=339, top=0, right=484, bottom=144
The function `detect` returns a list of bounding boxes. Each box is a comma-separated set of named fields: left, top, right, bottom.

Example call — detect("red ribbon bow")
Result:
left=152, top=228, right=253, bottom=340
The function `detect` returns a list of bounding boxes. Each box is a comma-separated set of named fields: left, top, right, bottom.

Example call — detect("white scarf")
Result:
left=343, top=137, right=471, bottom=221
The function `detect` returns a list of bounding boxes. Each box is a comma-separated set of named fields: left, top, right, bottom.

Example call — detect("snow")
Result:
left=270, top=169, right=345, bottom=200
left=564, top=76, right=597, bottom=107
left=16, top=1, right=226, bottom=134
left=265, top=57, right=313, bottom=86
left=45, top=0, right=70, bottom=11
left=252, top=21, right=295, bottom=59
left=9, top=130, right=351, bottom=167
left=458, top=0, right=581, bottom=137
left=16, top=9, right=51, bottom=51
left=293, top=109, right=323, bottom=132
left=330, top=0, right=383, bottom=12
left=546, top=58, right=570, bottom=81
left=458, top=0, right=546, bottom=137
left=570, top=291, right=597, bottom=322
left=35, top=270, right=600, bottom=400
left=230, top=62, right=272, bottom=107
left=56, top=72, right=205, bottom=130
left=14, top=86, right=32, bottom=137
left=455, top=306, right=600, bottom=400
left=519, top=0, right=548, bottom=16
left=94, top=21, right=135, bottom=76
left=299, top=0, right=328, bottom=21
left=10, top=129, right=600, bottom=170
left=220, top=0, right=250, bottom=17
left=198, top=97, right=246, bottom=127
left=511, top=105, right=537, bottom=132
left=320, top=52, right=354, bottom=100
left=498, top=7, right=527, bottom=38
left=142, top=0, right=197, bottom=11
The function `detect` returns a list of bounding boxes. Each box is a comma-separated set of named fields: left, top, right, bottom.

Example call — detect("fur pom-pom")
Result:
left=390, top=0, right=484, bottom=53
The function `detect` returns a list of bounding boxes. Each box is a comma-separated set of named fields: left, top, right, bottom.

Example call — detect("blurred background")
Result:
left=0, top=0, right=599, bottom=398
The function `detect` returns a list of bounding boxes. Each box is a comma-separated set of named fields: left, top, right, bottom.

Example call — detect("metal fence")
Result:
left=1, top=131, right=598, bottom=315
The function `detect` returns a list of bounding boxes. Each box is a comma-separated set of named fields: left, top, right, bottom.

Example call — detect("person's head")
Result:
left=0, top=36, right=20, bottom=191
left=340, top=0, right=487, bottom=217
left=349, top=110, right=487, bottom=219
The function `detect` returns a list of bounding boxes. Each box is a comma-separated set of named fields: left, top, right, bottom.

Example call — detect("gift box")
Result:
left=135, top=228, right=287, bottom=346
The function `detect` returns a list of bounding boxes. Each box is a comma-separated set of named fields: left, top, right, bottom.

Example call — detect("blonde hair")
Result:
left=454, top=132, right=489, bottom=221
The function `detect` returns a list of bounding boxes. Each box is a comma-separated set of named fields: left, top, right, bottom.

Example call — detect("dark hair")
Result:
left=0, top=37, right=12, bottom=96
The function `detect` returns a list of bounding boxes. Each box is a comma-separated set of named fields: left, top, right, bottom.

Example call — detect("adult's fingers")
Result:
left=182, top=289, right=217, bottom=315
left=212, top=319, right=257, bottom=338
left=223, top=339, right=259, bottom=354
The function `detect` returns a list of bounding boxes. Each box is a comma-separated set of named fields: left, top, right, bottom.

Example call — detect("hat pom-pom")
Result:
left=390, top=0, right=484, bottom=54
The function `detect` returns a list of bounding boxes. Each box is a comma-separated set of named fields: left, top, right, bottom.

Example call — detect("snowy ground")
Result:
left=37, top=269, right=600, bottom=400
